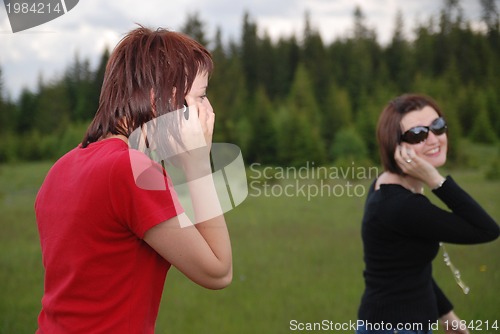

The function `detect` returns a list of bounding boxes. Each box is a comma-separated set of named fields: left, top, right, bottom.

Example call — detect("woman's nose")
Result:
left=425, top=131, right=440, bottom=145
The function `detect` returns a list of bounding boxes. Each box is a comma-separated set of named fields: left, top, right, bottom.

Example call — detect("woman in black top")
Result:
left=356, top=94, right=499, bottom=334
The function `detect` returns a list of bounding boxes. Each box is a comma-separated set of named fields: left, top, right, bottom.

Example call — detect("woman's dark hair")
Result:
left=81, top=26, right=213, bottom=147
left=377, top=93, right=444, bottom=174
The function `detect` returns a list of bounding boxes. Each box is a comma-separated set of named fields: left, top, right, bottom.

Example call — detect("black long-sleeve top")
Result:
left=358, top=176, right=499, bottom=329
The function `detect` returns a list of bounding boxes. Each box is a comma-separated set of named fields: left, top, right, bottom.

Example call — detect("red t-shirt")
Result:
left=35, top=138, right=181, bottom=333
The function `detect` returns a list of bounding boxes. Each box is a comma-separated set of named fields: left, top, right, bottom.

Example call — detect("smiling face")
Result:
left=400, top=106, right=448, bottom=167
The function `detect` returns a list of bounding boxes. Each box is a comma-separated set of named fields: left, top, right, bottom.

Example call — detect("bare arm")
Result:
left=143, top=192, right=232, bottom=289
left=144, top=96, right=232, bottom=289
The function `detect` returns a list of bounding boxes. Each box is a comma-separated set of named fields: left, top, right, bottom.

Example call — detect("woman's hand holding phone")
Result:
left=395, top=143, right=445, bottom=189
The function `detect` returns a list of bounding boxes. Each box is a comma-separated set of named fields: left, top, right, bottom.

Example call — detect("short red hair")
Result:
left=82, top=26, right=213, bottom=147
left=377, top=94, right=444, bottom=174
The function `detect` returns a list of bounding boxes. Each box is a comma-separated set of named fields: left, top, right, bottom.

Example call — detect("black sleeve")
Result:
left=432, top=279, right=453, bottom=317
left=396, top=176, right=499, bottom=244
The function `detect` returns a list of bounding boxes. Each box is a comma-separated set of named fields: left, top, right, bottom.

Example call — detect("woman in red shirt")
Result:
left=35, top=26, right=232, bottom=333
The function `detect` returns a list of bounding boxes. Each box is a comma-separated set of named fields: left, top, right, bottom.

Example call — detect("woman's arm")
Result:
left=394, top=176, right=499, bottom=243
left=394, top=145, right=499, bottom=243
left=433, top=279, right=453, bottom=319
left=144, top=97, right=232, bottom=289
left=143, top=182, right=232, bottom=290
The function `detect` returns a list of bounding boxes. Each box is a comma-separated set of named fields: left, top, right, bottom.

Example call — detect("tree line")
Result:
left=0, top=0, right=499, bottom=167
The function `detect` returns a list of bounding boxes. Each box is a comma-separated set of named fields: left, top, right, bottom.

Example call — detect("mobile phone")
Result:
left=183, top=99, right=189, bottom=120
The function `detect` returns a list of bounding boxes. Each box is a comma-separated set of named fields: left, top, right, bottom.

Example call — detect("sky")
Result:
left=0, top=0, right=485, bottom=101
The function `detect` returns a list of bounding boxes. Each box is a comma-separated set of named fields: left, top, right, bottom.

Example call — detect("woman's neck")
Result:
left=102, top=133, right=128, bottom=144
left=377, top=171, right=424, bottom=194
left=399, top=174, right=424, bottom=194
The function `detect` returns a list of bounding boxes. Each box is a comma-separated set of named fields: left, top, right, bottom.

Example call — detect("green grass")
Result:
left=0, top=162, right=52, bottom=333
left=0, top=160, right=499, bottom=334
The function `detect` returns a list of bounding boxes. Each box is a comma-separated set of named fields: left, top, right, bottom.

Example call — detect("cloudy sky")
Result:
left=0, top=0, right=484, bottom=100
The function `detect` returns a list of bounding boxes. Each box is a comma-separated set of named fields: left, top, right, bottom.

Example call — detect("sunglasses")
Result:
left=401, top=117, right=447, bottom=144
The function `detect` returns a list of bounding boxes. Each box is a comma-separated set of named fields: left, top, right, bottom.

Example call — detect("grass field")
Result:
left=1, top=155, right=499, bottom=333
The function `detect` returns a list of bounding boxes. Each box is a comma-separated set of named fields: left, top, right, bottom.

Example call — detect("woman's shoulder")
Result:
left=374, top=172, right=404, bottom=191
left=110, top=146, right=169, bottom=191
left=367, top=175, right=431, bottom=219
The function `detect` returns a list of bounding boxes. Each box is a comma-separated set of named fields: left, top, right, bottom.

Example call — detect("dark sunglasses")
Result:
left=401, top=117, right=447, bottom=144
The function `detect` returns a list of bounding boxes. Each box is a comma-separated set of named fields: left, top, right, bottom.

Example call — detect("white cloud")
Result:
left=0, top=0, right=484, bottom=100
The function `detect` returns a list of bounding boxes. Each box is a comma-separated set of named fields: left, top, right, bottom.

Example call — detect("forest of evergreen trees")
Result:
left=0, top=0, right=499, bottom=167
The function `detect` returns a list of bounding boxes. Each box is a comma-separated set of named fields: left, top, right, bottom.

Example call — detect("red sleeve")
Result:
left=109, top=149, right=183, bottom=238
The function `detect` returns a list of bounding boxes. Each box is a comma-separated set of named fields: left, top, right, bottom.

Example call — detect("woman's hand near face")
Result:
left=184, top=95, right=214, bottom=150
left=144, top=97, right=232, bottom=291
left=171, top=96, right=214, bottom=180
left=395, top=143, right=445, bottom=189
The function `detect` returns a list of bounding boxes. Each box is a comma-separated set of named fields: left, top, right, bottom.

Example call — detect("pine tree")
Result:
left=240, top=12, right=259, bottom=96
left=322, top=84, right=353, bottom=152
left=246, top=87, right=277, bottom=164
left=385, top=9, right=413, bottom=91
left=180, top=12, right=209, bottom=47
left=0, top=66, right=5, bottom=132
left=469, top=102, right=498, bottom=144
left=275, top=64, right=326, bottom=166
left=302, top=11, right=330, bottom=107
